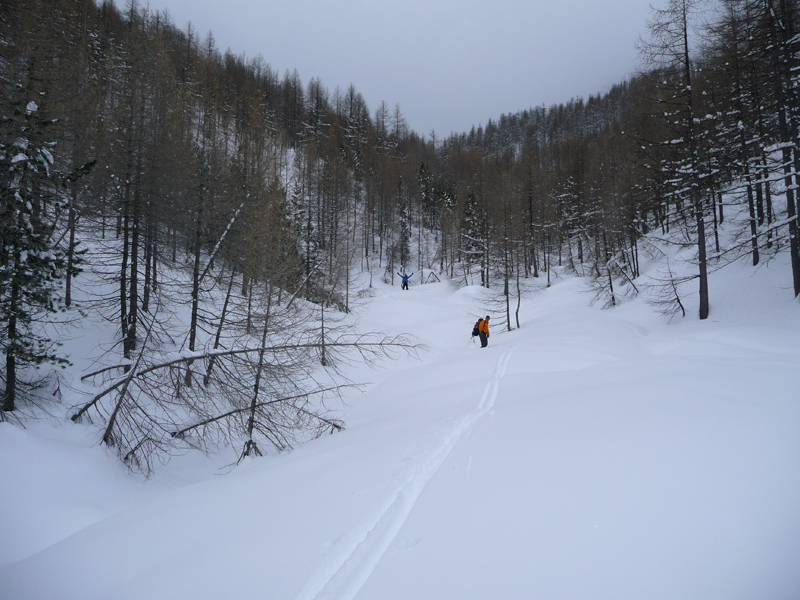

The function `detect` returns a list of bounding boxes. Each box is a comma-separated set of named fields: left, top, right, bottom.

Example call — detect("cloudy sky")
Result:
left=133, top=0, right=657, bottom=136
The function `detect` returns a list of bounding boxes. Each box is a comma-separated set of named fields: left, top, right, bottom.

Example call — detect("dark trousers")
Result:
left=479, top=331, right=488, bottom=347
left=401, top=281, right=408, bottom=290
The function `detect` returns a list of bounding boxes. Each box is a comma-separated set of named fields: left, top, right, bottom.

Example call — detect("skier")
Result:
left=397, top=272, right=413, bottom=290
left=475, top=315, right=490, bottom=348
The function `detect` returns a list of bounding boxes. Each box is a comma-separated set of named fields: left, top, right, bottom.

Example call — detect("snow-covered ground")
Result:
left=2, top=254, right=799, bottom=600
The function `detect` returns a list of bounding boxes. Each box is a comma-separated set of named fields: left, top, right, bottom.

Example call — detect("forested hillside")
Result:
left=1, top=0, right=798, bottom=471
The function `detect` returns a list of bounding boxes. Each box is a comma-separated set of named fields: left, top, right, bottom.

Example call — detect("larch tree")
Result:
left=640, top=0, right=712, bottom=319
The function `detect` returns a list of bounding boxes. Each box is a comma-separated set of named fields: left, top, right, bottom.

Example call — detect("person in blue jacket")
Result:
left=397, top=272, right=413, bottom=290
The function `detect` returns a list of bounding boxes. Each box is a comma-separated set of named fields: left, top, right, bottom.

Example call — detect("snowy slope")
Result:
left=1, top=256, right=800, bottom=600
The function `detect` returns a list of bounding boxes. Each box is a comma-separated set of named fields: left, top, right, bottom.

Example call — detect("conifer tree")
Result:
left=0, top=95, right=75, bottom=412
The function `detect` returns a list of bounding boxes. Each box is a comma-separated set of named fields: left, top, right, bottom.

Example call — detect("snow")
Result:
left=40, top=147, right=54, bottom=164
left=2, top=256, right=800, bottom=599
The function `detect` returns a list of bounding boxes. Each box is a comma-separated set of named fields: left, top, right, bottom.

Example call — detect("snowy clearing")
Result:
left=1, top=257, right=800, bottom=600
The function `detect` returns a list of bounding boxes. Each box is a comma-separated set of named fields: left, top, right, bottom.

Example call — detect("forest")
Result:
left=1, top=0, right=798, bottom=472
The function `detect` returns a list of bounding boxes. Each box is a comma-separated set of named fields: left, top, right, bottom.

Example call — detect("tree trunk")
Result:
left=241, top=283, right=273, bottom=460
left=204, top=269, right=236, bottom=386
left=65, top=186, right=77, bottom=307
left=2, top=243, right=21, bottom=412
left=185, top=192, right=204, bottom=387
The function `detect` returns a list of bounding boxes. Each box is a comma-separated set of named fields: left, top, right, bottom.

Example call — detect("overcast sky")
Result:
left=132, top=0, right=658, bottom=137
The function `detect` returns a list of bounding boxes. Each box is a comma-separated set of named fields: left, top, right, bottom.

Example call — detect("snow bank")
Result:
left=1, top=255, right=799, bottom=600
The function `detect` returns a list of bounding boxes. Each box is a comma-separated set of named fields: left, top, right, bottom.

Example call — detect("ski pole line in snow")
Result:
left=297, top=348, right=516, bottom=600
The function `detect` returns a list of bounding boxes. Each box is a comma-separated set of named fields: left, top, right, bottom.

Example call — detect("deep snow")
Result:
left=1, top=255, right=800, bottom=600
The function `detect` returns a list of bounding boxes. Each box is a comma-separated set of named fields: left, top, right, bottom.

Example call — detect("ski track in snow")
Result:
left=296, top=348, right=516, bottom=600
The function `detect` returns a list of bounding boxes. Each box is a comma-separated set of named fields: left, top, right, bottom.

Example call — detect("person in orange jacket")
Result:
left=477, top=315, right=490, bottom=348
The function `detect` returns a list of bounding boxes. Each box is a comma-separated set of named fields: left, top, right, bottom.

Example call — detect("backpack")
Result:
left=472, top=319, right=482, bottom=337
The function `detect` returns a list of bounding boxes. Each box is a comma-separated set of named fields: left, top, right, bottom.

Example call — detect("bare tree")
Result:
left=639, top=0, right=712, bottom=319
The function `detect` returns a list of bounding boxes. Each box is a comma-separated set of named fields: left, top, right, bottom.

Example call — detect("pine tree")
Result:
left=1, top=97, right=74, bottom=412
